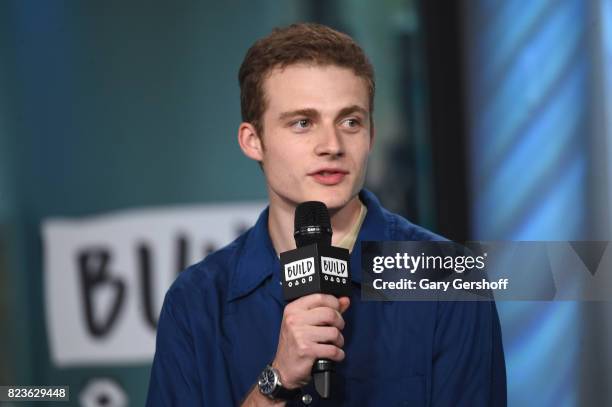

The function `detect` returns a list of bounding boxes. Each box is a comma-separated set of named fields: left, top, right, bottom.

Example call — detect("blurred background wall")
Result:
left=463, top=1, right=612, bottom=405
left=1, top=0, right=611, bottom=406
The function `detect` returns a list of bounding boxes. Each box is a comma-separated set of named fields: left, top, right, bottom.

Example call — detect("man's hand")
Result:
left=272, top=293, right=351, bottom=389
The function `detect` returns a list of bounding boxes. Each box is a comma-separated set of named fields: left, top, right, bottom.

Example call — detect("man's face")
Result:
left=257, top=64, right=373, bottom=211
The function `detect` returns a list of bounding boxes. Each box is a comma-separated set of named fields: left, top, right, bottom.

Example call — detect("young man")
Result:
left=147, top=23, right=506, bottom=406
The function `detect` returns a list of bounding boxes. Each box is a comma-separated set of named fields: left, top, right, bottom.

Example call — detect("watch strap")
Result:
left=271, top=384, right=301, bottom=401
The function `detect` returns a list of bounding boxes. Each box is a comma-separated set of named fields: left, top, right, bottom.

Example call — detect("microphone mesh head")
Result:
left=295, top=201, right=330, bottom=230
left=294, top=201, right=332, bottom=247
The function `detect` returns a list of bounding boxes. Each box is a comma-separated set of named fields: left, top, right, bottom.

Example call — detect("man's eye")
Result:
left=342, top=118, right=361, bottom=128
left=292, top=119, right=311, bottom=129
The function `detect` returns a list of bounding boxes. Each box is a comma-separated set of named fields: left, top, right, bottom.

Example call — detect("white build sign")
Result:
left=42, top=202, right=265, bottom=367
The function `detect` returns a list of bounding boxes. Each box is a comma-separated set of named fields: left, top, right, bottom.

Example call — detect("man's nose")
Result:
left=314, top=125, right=344, bottom=157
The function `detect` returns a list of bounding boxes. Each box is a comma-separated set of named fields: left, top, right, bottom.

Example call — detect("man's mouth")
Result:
left=310, top=169, right=348, bottom=185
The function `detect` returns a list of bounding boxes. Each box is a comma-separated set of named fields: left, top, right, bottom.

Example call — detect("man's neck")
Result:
left=268, top=194, right=363, bottom=255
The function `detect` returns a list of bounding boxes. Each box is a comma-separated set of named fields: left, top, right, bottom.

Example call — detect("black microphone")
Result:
left=279, top=201, right=351, bottom=399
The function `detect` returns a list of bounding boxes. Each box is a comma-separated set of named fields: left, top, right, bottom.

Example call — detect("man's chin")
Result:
left=307, top=189, right=358, bottom=212
left=272, top=184, right=359, bottom=211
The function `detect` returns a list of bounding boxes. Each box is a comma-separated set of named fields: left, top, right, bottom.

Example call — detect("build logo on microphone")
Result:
left=284, top=257, right=316, bottom=287
left=321, top=257, right=348, bottom=284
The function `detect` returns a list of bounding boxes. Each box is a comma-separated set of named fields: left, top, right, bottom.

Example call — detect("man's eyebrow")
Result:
left=278, top=108, right=320, bottom=121
left=335, top=105, right=369, bottom=120
left=277, top=105, right=369, bottom=122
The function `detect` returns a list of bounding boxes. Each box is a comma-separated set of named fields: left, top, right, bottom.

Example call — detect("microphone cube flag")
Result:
left=280, top=243, right=351, bottom=301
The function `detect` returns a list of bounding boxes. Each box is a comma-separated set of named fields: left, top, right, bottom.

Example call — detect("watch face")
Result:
left=258, top=367, right=277, bottom=395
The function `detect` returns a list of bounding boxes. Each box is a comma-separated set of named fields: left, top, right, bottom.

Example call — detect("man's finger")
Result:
left=287, top=293, right=341, bottom=311
left=302, top=307, right=345, bottom=330
left=338, top=297, right=350, bottom=314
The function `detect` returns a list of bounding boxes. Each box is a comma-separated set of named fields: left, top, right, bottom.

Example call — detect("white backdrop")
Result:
left=42, top=201, right=265, bottom=367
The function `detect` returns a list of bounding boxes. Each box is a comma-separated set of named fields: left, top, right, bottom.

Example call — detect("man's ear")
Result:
left=237, top=122, right=264, bottom=162
left=369, top=121, right=376, bottom=151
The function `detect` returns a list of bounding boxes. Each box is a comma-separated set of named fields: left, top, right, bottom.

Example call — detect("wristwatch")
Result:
left=257, top=364, right=301, bottom=401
